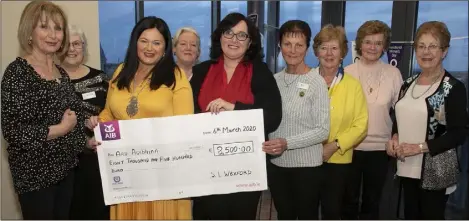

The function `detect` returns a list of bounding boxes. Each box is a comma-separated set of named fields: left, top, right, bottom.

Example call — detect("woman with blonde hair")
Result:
left=60, top=24, right=110, bottom=220
left=173, top=26, right=201, bottom=81
left=1, top=1, right=96, bottom=219
left=312, top=24, right=368, bottom=219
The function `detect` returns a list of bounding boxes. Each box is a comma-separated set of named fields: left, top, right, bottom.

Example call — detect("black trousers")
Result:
left=192, top=191, right=261, bottom=220
left=18, top=169, right=75, bottom=220
left=320, top=162, right=350, bottom=220
left=401, top=177, right=449, bottom=220
left=267, top=161, right=322, bottom=220
left=342, top=150, right=389, bottom=220
left=70, top=151, right=110, bottom=220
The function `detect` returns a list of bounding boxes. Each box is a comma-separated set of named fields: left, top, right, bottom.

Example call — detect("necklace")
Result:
left=357, top=61, right=384, bottom=104
left=126, top=76, right=149, bottom=118
left=283, top=66, right=308, bottom=87
left=41, top=68, right=61, bottom=84
left=410, top=70, right=443, bottom=100
left=357, top=60, right=383, bottom=95
left=29, top=61, right=62, bottom=84
left=283, top=73, right=301, bottom=87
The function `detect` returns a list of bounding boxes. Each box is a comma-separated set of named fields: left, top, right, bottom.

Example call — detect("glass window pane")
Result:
left=221, top=1, right=247, bottom=18
left=277, top=1, right=322, bottom=71
left=144, top=1, right=211, bottom=62
left=344, top=1, right=393, bottom=66
left=412, top=1, right=468, bottom=79
left=98, top=1, right=135, bottom=75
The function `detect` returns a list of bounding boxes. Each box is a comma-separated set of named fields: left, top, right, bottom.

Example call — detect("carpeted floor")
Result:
left=256, top=190, right=277, bottom=220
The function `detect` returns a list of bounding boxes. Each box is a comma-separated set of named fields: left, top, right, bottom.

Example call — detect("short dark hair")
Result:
left=278, top=20, right=312, bottom=48
left=114, top=16, right=178, bottom=91
left=210, top=12, right=262, bottom=62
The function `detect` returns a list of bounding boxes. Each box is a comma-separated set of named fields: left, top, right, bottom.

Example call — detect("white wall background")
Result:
left=1, top=1, right=101, bottom=219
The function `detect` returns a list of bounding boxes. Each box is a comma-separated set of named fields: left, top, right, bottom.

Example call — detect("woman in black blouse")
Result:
left=60, top=25, right=110, bottom=220
left=1, top=1, right=95, bottom=219
left=387, top=21, right=468, bottom=219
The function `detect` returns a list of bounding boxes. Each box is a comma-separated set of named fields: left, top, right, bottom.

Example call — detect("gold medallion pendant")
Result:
left=126, top=96, right=139, bottom=117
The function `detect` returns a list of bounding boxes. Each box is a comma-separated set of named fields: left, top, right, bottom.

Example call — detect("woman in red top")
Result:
left=190, top=12, right=282, bottom=220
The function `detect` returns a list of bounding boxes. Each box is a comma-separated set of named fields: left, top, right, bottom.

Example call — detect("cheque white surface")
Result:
left=93, top=109, right=267, bottom=205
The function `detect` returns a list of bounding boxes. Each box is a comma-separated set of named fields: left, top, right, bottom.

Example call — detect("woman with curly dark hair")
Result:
left=190, top=12, right=282, bottom=220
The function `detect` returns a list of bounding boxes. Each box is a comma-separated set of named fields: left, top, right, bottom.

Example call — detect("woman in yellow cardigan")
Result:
left=87, top=16, right=193, bottom=220
left=312, top=24, right=369, bottom=219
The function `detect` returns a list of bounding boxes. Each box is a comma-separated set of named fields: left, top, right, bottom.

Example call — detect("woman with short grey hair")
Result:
left=172, top=26, right=201, bottom=81
left=60, top=24, right=110, bottom=220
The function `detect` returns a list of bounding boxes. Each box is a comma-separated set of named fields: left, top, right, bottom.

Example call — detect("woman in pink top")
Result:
left=342, top=20, right=403, bottom=220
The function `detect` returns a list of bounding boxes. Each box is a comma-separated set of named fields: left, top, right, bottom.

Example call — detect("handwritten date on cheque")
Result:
left=203, top=126, right=257, bottom=135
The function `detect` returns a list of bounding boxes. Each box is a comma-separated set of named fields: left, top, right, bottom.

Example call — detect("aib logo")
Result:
left=113, top=176, right=121, bottom=183
left=100, top=121, right=121, bottom=141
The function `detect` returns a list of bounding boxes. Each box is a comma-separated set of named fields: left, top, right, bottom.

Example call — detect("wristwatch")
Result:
left=335, top=139, right=340, bottom=149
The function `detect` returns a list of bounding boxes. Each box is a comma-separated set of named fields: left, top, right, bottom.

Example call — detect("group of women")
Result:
left=1, top=1, right=467, bottom=220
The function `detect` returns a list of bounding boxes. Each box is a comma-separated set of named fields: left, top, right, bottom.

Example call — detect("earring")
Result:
left=28, top=36, right=32, bottom=45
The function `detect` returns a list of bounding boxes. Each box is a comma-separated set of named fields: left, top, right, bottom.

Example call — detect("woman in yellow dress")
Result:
left=87, top=16, right=193, bottom=220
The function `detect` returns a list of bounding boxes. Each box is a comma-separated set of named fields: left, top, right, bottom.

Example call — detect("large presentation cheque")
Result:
left=93, top=109, right=267, bottom=205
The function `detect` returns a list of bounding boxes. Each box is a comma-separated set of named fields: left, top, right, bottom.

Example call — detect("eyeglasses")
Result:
left=223, top=29, right=249, bottom=41
left=416, top=44, right=442, bottom=53
left=362, top=40, right=384, bottom=47
left=69, top=41, right=84, bottom=49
